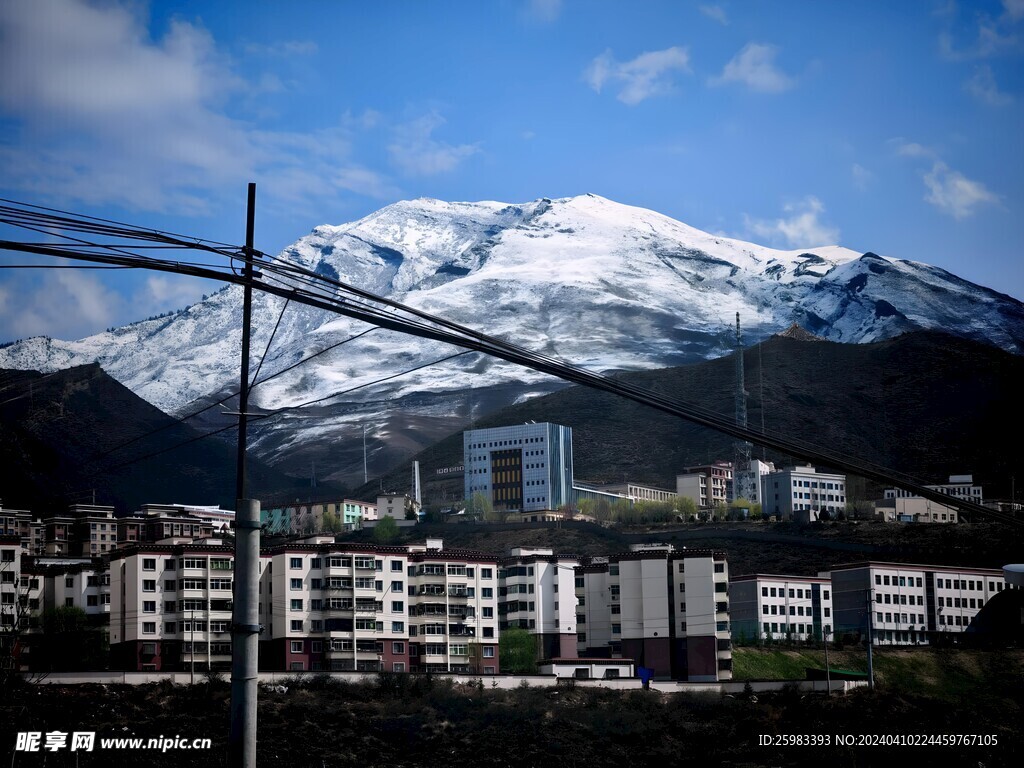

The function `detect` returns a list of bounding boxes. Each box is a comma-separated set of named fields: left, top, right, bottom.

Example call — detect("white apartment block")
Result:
left=874, top=496, right=958, bottom=524
left=499, top=548, right=580, bottom=661
left=826, top=561, right=1010, bottom=646
left=733, top=459, right=775, bottom=506
left=109, top=542, right=235, bottom=672
left=884, top=474, right=981, bottom=504
left=257, top=537, right=500, bottom=674
left=676, top=462, right=732, bottom=509
left=464, top=423, right=574, bottom=513
left=575, top=545, right=732, bottom=682
left=763, top=465, right=846, bottom=522
left=0, top=505, right=44, bottom=555
left=729, top=575, right=833, bottom=642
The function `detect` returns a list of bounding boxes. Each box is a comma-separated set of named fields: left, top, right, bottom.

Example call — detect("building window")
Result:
left=290, top=640, right=303, bottom=653
left=391, top=561, right=403, bottom=572
left=392, top=642, right=405, bottom=655
left=143, top=558, right=156, bottom=571
left=311, top=558, right=322, bottom=570
left=291, top=599, right=303, bottom=611
left=290, top=620, right=304, bottom=632
left=143, top=580, right=156, bottom=592
left=290, top=578, right=303, bottom=590
left=482, top=588, right=493, bottom=599
left=290, top=557, right=303, bottom=569
left=392, top=621, right=405, bottom=633
left=142, top=622, right=156, bottom=634
left=143, top=601, right=156, bottom=613
left=392, top=601, right=404, bottom=613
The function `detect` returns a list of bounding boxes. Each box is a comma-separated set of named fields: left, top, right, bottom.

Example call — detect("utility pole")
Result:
left=363, top=425, right=368, bottom=484
left=190, top=609, right=195, bottom=686
left=230, top=183, right=260, bottom=768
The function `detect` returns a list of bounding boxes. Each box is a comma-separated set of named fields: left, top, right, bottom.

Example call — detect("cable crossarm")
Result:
left=0, top=235, right=1015, bottom=526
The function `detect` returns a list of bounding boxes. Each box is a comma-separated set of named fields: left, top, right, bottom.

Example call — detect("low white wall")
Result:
left=22, top=671, right=865, bottom=694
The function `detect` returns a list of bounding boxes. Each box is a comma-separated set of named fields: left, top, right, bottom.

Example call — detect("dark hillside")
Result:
left=367, top=330, right=1024, bottom=502
left=0, top=364, right=338, bottom=514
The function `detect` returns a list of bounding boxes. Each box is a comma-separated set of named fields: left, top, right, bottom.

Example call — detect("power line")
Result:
left=0, top=199, right=1016, bottom=525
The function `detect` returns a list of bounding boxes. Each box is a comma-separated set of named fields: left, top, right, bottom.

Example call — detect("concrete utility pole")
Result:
left=865, top=589, right=875, bottom=691
left=230, top=183, right=260, bottom=768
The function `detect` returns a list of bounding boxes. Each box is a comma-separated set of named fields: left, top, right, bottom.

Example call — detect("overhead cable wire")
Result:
left=0, top=212, right=1016, bottom=525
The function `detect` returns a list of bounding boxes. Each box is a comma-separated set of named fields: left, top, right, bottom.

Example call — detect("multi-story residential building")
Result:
left=575, top=559, right=615, bottom=657
left=406, top=540, right=501, bottom=674
left=41, top=504, right=119, bottom=557
left=763, top=465, right=846, bottom=522
left=575, top=545, right=732, bottom=682
left=826, top=561, right=1010, bottom=646
left=498, top=548, right=579, bottom=660
left=729, top=574, right=833, bottom=642
left=884, top=474, right=981, bottom=504
left=256, top=537, right=500, bottom=674
left=676, top=462, right=733, bottom=509
left=261, top=498, right=376, bottom=534
left=0, top=505, right=44, bottom=554
left=117, top=504, right=215, bottom=548
left=376, top=493, right=418, bottom=521
left=874, top=496, right=958, bottom=524
left=109, top=542, right=236, bottom=672
left=733, top=459, right=776, bottom=506
left=464, top=423, right=574, bottom=514
left=0, top=535, right=41, bottom=669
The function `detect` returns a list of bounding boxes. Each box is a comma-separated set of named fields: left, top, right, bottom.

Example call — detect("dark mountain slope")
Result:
left=0, top=364, right=338, bottom=514
left=368, top=330, right=1024, bottom=502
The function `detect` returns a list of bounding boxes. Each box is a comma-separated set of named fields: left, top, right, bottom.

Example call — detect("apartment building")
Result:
left=0, top=505, right=44, bottom=554
left=109, top=542, right=236, bottom=672
left=498, top=548, right=580, bottom=660
left=874, top=496, right=958, bottom=524
left=257, top=538, right=500, bottom=674
left=884, top=474, right=981, bottom=504
left=406, top=540, right=501, bottom=674
left=261, top=498, right=376, bottom=533
left=733, top=459, right=775, bottom=506
left=117, top=504, right=215, bottom=548
left=763, top=465, right=846, bottom=522
left=464, top=423, right=574, bottom=514
left=575, top=545, right=732, bottom=682
left=826, top=561, right=1010, bottom=646
left=676, top=462, right=732, bottom=509
left=729, top=574, right=833, bottom=642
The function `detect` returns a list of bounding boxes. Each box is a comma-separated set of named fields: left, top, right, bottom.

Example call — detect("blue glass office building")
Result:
left=463, top=423, right=574, bottom=513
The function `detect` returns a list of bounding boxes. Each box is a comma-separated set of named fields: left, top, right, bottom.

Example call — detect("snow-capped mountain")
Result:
left=3, top=194, right=1022, bottom=485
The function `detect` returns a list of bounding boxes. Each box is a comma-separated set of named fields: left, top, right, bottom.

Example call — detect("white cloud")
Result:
left=0, top=0, right=402, bottom=219
left=710, top=43, right=795, bottom=93
left=965, top=64, right=1013, bottom=105
left=332, top=166, right=400, bottom=199
left=743, top=197, right=839, bottom=247
left=852, top=163, right=873, bottom=191
left=584, top=47, right=692, bottom=105
left=923, top=162, right=999, bottom=219
left=525, top=0, right=562, bottom=23
left=1006, top=0, right=1024, bottom=21
left=699, top=5, right=729, bottom=25
left=387, top=112, right=480, bottom=176
left=889, top=138, right=936, bottom=159
left=0, top=266, right=121, bottom=340
left=939, top=17, right=1018, bottom=60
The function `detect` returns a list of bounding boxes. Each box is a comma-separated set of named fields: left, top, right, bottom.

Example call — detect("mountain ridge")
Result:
left=2, top=194, right=1022, bottom=486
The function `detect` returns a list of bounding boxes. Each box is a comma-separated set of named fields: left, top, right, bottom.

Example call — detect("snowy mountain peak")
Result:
left=2, top=194, right=1022, bottom=486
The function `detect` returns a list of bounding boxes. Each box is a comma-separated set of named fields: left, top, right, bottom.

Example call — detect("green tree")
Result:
left=373, top=516, right=400, bottom=544
left=320, top=510, right=345, bottom=533
left=676, top=496, right=698, bottom=520
left=499, top=627, right=537, bottom=674
left=464, top=492, right=493, bottom=521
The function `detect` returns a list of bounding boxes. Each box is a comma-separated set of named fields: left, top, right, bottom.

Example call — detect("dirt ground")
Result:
left=2, top=673, right=1021, bottom=768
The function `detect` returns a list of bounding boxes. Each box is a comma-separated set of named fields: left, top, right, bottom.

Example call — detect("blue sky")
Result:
left=1, top=0, right=1022, bottom=342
